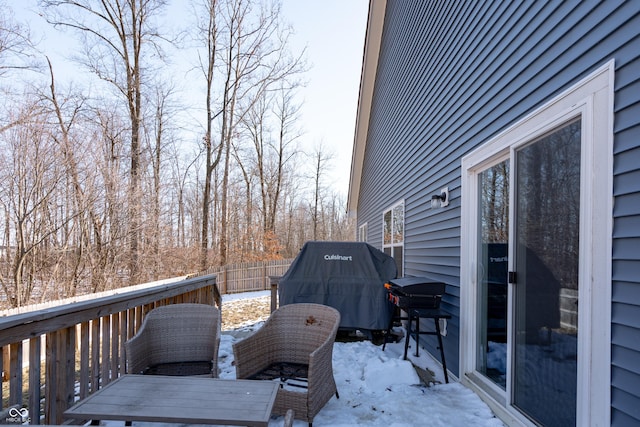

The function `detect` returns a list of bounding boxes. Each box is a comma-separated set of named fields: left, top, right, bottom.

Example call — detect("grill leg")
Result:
left=403, top=311, right=412, bottom=360
left=405, top=310, right=450, bottom=384
left=382, top=305, right=396, bottom=351
left=434, top=318, right=449, bottom=383
left=413, top=312, right=420, bottom=358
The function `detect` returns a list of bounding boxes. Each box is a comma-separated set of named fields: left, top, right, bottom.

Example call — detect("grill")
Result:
left=382, top=276, right=451, bottom=383
left=384, top=277, right=446, bottom=309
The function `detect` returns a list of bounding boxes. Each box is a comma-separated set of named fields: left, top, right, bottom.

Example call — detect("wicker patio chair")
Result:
left=125, top=303, right=221, bottom=377
left=233, top=303, right=340, bottom=427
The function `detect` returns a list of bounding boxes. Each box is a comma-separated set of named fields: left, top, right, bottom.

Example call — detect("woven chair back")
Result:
left=142, top=303, right=220, bottom=365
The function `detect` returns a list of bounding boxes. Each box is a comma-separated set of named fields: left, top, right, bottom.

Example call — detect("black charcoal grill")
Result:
left=384, top=277, right=446, bottom=309
left=382, top=276, right=451, bottom=383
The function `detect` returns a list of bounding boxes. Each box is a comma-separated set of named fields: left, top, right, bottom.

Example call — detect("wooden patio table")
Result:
left=64, top=374, right=279, bottom=427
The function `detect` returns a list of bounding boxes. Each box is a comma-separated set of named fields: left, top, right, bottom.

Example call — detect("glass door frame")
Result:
left=474, top=153, right=511, bottom=396
left=459, top=61, right=614, bottom=426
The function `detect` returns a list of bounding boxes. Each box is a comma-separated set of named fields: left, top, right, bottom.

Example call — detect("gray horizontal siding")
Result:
left=356, top=0, right=640, bottom=414
left=611, top=27, right=640, bottom=404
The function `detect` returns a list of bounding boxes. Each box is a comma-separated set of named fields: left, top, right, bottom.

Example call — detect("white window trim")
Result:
left=382, top=200, right=405, bottom=245
left=460, top=60, right=613, bottom=426
left=382, top=200, right=405, bottom=273
left=358, top=222, right=368, bottom=242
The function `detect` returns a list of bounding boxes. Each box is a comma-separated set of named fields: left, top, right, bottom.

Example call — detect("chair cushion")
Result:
left=247, top=362, right=309, bottom=390
left=143, top=361, right=213, bottom=376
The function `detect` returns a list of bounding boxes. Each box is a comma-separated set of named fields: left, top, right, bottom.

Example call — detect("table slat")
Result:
left=65, top=375, right=278, bottom=427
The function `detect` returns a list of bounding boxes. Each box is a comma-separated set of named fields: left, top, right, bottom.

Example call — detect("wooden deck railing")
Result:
left=0, top=274, right=219, bottom=425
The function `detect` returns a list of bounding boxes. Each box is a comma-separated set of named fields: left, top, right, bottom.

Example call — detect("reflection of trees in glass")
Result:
left=517, top=120, right=581, bottom=290
left=383, top=210, right=392, bottom=245
left=480, top=161, right=509, bottom=244
left=392, top=204, right=404, bottom=244
left=478, top=161, right=509, bottom=386
left=383, top=203, right=404, bottom=276
left=383, top=204, right=404, bottom=245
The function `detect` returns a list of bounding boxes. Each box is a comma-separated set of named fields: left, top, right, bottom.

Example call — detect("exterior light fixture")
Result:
left=431, top=187, right=449, bottom=208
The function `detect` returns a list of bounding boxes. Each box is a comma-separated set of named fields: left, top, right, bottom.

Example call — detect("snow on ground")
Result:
left=217, top=325, right=504, bottom=426
left=214, top=292, right=505, bottom=427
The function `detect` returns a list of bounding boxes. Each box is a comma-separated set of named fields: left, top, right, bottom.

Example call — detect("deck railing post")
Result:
left=269, top=276, right=281, bottom=313
left=28, top=336, right=41, bottom=424
left=9, top=342, right=22, bottom=407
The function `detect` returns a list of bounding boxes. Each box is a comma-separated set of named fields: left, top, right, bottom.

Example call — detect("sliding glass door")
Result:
left=463, top=63, right=613, bottom=426
left=474, top=120, right=581, bottom=426
left=512, top=120, right=580, bottom=426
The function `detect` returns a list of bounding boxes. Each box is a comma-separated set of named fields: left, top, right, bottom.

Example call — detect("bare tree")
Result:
left=237, top=83, right=300, bottom=257
left=141, top=82, right=178, bottom=279
left=0, top=0, right=361, bottom=308
left=191, top=0, right=224, bottom=270
left=324, top=191, right=354, bottom=241
left=43, top=57, right=91, bottom=296
left=231, top=138, right=256, bottom=257
left=41, top=0, right=169, bottom=284
left=192, top=0, right=305, bottom=267
left=308, top=142, right=333, bottom=240
left=0, top=4, right=38, bottom=134
left=172, top=151, right=201, bottom=248
left=264, top=84, right=301, bottom=234
left=220, top=0, right=305, bottom=265
left=0, top=3, right=33, bottom=78
left=0, top=98, right=66, bottom=306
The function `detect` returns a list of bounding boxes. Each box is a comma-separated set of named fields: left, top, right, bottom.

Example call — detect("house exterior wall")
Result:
left=353, top=1, right=640, bottom=424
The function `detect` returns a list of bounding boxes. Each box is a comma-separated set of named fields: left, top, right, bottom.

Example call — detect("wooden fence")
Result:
left=197, top=259, right=293, bottom=294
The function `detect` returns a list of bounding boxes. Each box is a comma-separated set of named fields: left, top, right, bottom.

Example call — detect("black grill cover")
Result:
left=278, top=241, right=397, bottom=330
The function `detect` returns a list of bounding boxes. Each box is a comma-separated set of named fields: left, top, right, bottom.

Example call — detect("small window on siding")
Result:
left=383, top=201, right=404, bottom=276
left=358, top=223, right=368, bottom=242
